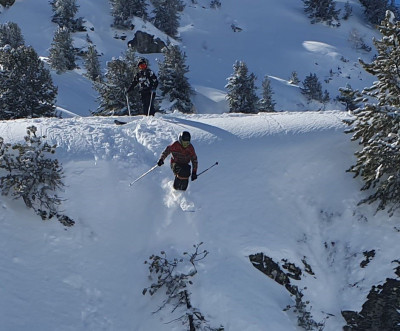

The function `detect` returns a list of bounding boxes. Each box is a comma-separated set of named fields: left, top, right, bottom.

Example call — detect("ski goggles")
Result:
left=181, top=140, right=190, bottom=148
left=138, top=63, right=147, bottom=70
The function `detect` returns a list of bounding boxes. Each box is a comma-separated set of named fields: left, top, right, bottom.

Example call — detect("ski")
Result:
left=114, top=119, right=128, bottom=125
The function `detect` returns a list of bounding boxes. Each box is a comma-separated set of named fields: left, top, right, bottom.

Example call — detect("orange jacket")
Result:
left=160, top=141, right=198, bottom=173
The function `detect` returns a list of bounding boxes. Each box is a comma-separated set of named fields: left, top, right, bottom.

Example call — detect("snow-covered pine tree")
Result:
left=322, top=89, right=330, bottom=106
left=110, top=0, right=148, bottom=29
left=300, top=73, right=328, bottom=103
left=0, top=126, right=74, bottom=226
left=302, top=0, right=341, bottom=26
left=258, top=76, right=276, bottom=112
left=143, top=243, right=223, bottom=331
left=0, top=22, right=24, bottom=48
left=121, top=47, right=142, bottom=113
left=0, top=0, right=15, bottom=8
left=94, top=59, right=130, bottom=115
left=210, top=0, right=221, bottom=9
left=152, top=0, right=181, bottom=38
left=345, top=11, right=400, bottom=216
left=49, top=26, right=76, bottom=73
left=289, top=71, right=300, bottom=85
left=0, top=45, right=57, bottom=120
left=225, top=60, right=258, bottom=113
left=158, top=44, right=194, bottom=113
left=50, top=0, right=78, bottom=30
left=342, top=1, right=352, bottom=20
left=131, top=0, right=149, bottom=18
left=84, top=43, right=102, bottom=82
left=359, top=0, right=391, bottom=25
left=94, top=48, right=141, bottom=116
left=337, top=84, right=362, bottom=111
left=348, top=28, right=372, bottom=52
left=388, top=0, right=400, bottom=20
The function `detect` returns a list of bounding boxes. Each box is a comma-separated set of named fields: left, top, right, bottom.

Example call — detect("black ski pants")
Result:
left=141, top=91, right=156, bottom=116
left=171, top=163, right=191, bottom=179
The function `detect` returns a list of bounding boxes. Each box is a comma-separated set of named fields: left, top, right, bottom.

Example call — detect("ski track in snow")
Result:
left=162, top=179, right=196, bottom=212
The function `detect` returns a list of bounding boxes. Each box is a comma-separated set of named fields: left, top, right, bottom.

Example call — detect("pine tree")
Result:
left=345, top=11, right=400, bottom=216
left=322, top=89, right=330, bottom=106
left=300, top=73, right=328, bottom=103
left=303, top=0, right=341, bottom=26
left=225, top=61, right=258, bottom=113
left=158, top=44, right=194, bottom=113
left=348, top=28, right=372, bottom=52
left=342, top=1, right=352, bottom=20
left=152, top=0, right=181, bottom=38
left=94, top=48, right=141, bottom=116
left=50, top=0, right=82, bottom=31
left=210, top=0, right=221, bottom=8
left=359, top=0, right=390, bottom=25
left=0, top=126, right=74, bottom=226
left=337, top=84, right=362, bottom=111
left=49, top=26, right=76, bottom=73
left=0, top=45, right=57, bottom=119
left=289, top=71, right=300, bottom=85
left=143, top=244, right=223, bottom=331
left=0, top=22, right=24, bottom=48
left=110, top=0, right=148, bottom=29
left=84, top=43, right=102, bottom=82
left=258, top=76, right=276, bottom=112
left=0, top=0, right=15, bottom=8
left=388, top=0, right=400, bottom=20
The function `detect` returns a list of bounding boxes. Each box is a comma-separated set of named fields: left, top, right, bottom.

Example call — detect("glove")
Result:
left=157, top=158, right=164, bottom=166
left=191, top=173, right=197, bottom=181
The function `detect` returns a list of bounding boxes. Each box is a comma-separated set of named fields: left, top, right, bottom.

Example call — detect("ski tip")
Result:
left=114, top=119, right=128, bottom=125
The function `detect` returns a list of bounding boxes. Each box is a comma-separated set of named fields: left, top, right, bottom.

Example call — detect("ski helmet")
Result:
left=137, top=57, right=147, bottom=68
left=179, top=131, right=191, bottom=147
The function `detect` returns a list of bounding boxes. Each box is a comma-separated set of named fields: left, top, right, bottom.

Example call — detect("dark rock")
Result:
left=127, top=31, right=166, bottom=54
left=342, top=278, right=400, bottom=330
left=249, top=253, right=299, bottom=295
left=360, top=250, right=375, bottom=268
left=302, top=257, right=315, bottom=276
left=282, top=258, right=302, bottom=280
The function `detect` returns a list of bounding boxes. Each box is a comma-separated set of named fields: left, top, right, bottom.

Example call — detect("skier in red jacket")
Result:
left=157, top=131, right=198, bottom=190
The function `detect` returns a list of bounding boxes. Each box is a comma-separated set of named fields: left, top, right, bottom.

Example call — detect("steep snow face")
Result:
left=1, top=112, right=399, bottom=331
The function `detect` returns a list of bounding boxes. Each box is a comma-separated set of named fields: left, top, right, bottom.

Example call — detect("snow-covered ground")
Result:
left=1, top=112, right=399, bottom=331
left=1, top=0, right=380, bottom=115
left=1, top=0, right=399, bottom=330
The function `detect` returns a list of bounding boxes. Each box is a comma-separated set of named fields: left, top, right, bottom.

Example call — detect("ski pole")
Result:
left=125, top=93, right=131, bottom=116
left=147, top=91, right=154, bottom=116
left=129, top=164, right=158, bottom=187
left=197, top=162, right=218, bottom=177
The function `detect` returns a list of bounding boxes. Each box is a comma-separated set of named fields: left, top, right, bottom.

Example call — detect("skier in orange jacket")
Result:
left=157, top=131, right=198, bottom=190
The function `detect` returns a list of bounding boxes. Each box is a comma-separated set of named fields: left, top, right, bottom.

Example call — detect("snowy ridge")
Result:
left=0, top=111, right=349, bottom=161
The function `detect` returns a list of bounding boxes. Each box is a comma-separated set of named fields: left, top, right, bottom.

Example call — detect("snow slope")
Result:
left=1, top=1, right=399, bottom=330
left=1, top=0, right=381, bottom=115
left=1, top=112, right=400, bottom=331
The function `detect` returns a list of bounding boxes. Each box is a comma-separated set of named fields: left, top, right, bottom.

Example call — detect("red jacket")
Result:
left=160, top=141, right=198, bottom=173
